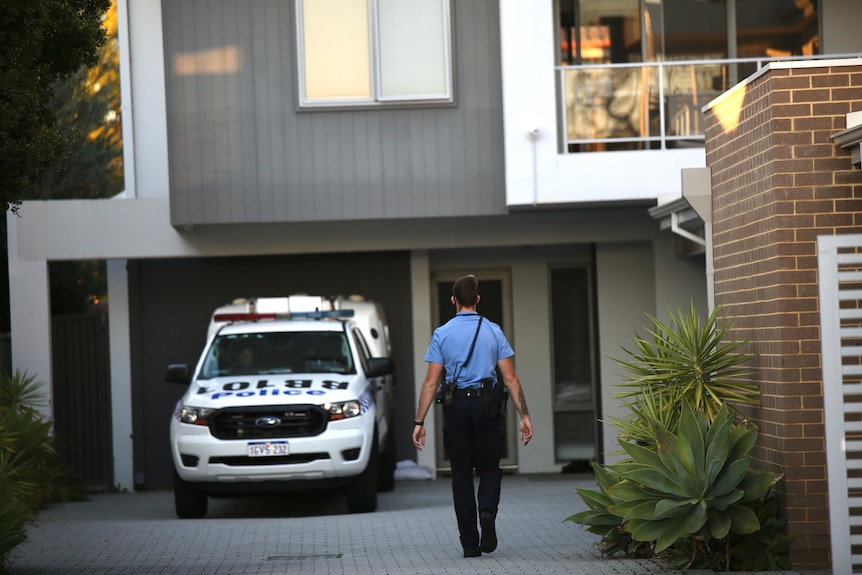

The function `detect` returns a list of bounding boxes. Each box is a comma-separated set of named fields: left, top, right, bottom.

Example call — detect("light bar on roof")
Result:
left=291, top=310, right=354, bottom=319
left=212, top=309, right=354, bottom=323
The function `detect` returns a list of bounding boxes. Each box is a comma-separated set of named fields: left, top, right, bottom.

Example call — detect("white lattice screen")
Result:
left=819, top=233, right=862, bottom=574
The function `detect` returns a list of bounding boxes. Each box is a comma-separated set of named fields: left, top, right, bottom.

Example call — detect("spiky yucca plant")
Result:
left=610, top=302, right=759, bottom=447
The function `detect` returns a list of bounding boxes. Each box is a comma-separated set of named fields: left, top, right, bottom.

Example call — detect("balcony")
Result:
left=556, top=54, right=862, bottom=154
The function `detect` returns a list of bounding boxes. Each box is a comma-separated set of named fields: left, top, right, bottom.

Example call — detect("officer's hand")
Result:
left=413, top=425, right=426, bottom=451
left=519, top=416, right=533, bottom=446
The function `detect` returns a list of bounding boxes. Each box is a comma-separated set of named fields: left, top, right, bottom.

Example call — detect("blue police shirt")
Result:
left=424, top=312, right=514, bottom=389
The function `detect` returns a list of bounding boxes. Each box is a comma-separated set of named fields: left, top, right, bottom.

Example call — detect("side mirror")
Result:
left=366, top=357, right=394, bottom=378
left=166, top=364, right=191, bottom=385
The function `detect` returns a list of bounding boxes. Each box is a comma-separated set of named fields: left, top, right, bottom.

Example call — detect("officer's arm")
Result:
left=412, top=362, right=444, bottom=450
left=498, top=357, right=533, bottom=446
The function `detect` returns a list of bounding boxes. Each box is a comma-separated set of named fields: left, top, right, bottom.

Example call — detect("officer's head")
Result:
left=452, top=275, right=479, bottom=307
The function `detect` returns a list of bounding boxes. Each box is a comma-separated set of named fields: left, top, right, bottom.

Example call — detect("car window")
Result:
left=352, top=328, right=372, bottom=374
left=199, top=331, right=355, bottom=378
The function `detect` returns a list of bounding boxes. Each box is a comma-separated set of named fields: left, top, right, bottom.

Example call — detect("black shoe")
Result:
left=463, top=547, right=481, bottom=558
left=480, top=511, right=497, bottom=553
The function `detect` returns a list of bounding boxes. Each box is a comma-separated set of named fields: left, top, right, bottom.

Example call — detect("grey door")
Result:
left=430, top=270, right=518, bottom=472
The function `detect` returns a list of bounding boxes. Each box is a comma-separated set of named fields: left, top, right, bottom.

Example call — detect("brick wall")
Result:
left=704, top=61, right=862, bottom=570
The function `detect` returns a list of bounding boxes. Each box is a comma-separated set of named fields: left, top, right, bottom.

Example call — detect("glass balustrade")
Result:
left=557, top=55, right=861, bottom=153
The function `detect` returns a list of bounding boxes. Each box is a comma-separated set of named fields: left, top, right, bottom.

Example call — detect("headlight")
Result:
left=177, top=406, right=214, bottom=425
left=325, top=400, right=361, bottom=421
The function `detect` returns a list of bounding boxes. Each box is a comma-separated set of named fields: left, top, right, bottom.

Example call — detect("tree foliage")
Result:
left=0, top=0, right=112, bottom=213
left=39, top=2, right=123, bottom=200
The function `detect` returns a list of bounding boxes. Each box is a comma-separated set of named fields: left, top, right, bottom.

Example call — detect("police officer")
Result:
left=412, top=275, right=533, bottom=558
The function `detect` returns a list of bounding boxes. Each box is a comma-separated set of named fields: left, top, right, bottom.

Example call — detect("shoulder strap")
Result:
left=462, top=316, right=484, bottom=368
left=450, top=316, right=484, bottom=384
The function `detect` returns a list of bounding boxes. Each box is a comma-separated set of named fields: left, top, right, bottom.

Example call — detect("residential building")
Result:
left=6, top=0, right=862, bottom=569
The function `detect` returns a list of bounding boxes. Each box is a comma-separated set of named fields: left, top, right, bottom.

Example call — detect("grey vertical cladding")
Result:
left=163, top=0, right=506, bottom=226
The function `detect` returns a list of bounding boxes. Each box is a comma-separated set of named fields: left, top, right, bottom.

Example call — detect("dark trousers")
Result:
left=442, top=395, right=504, bottom=549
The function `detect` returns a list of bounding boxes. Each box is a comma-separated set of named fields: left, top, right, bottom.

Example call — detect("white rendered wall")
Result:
left=821, top=0, right=862, bottom=55
left=498, top=0, right=706, bottom=207
left=410, top=251, right=437, bottom=474
left=107, top=260, right=134, bottom=491
left=508, top=259, right=555, bottom=473
left=124, top=0, right=170, bottom=198
left=6, top=214, right=52, bottom=420
left=594, top=240, right=706, bottom=464
left=652, top=238, right=708, bottom=323
left=595, top=242, right=657, bottom=464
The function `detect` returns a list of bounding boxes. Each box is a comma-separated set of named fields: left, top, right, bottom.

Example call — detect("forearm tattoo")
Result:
left=518, top=390, right=529, bottom=416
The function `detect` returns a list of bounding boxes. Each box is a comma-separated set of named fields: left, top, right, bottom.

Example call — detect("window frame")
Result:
left=295, top=0, right=454, bottom=109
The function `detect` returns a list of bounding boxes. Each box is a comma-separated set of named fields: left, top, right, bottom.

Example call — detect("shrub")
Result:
left=0, top=370, right=86, bottom=572
left=608, top=302, right=759, bottom=449
left=566, top=303, right=789, bottom=571
left=567, top=404, right=786, bottom=570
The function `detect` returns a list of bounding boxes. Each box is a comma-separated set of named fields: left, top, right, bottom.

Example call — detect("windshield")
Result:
left=199, top=331, right=355, bottom=379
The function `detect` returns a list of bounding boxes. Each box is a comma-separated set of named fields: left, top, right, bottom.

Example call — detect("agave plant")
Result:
left=567, top=403, right=780, bottom=570
left=564, top=462, right=654, bottom=558
left=611, top=302, right=759, bottom=446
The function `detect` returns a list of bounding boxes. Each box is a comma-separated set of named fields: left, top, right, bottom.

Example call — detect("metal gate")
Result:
left=818, top=233, right=862, bottom=574
left=51, top=312, right=113, bottom=491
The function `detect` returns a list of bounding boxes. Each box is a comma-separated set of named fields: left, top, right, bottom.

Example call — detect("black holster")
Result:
left=436, top=380, right=455, bottom=406
left=480, top=378, right=509, bottom=419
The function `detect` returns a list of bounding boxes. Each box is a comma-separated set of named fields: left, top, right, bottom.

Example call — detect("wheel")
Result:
left=377, top=427, right=396, bottom=493
left=174, top=470, right=208, bottom=518
left=347, top=433, right=379, bottom=513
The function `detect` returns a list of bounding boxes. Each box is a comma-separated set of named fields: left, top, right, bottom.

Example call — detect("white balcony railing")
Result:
left=557, top=54, right=862, bottom=153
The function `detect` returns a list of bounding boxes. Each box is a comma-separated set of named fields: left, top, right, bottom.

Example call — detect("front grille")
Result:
left=210, top=405, right=327, bottom=439
left=209, top=453, right=330, bottom=466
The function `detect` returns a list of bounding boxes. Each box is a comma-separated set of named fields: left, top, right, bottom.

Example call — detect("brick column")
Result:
left=703, top=61, right=862, bottom=570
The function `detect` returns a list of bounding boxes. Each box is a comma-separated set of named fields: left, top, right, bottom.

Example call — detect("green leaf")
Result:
left=619, top=500, right=661, bottom=521
left=622, top=468, right=690, bottom=496
left=728, top=504, right=761, bottom=534
left=704, top=418, right=732, bottom=485
left=649, top=416, right=684, bottom=478
left=728, top=425, right=758, bottom=461
left=651, top=518, right=691, bottom=553
left=574, top=487, right=614, bottom=511
left=738, top=471, right=779, bottom=502
left=710, top=488, right=744, bottom=511
left=681, top=501, right=709, bottom=535
left=593, top=463, right=623, bottom=490
left=566, top=509, right=622, bottom=527
left=619, top=440, right=672, bottom=474
left=707, top=508, right=732, bottom=539
left=654, top=497, right=695, bottom=520
left=708, top=458, right=750, bottom=498
left=675, top=404, right=705, bottom=478
left=627, top=517, right=680, bottom=545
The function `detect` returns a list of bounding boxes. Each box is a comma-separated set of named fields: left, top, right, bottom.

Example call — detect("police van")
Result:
left=166, top=295, right=395, bottom=518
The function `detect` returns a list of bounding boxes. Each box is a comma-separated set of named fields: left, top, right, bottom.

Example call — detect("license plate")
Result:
left=247, top=441, right=289, bottom=457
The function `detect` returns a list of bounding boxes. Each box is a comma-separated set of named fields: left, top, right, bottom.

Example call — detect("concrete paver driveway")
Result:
left=8, top=473, right=811, bottom=575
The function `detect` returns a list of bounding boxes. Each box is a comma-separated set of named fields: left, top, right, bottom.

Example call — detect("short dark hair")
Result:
left=452, top=275, right=479, bottom=307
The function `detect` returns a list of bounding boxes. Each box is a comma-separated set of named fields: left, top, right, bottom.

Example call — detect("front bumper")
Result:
left=171, top=418, right=373, bottom=490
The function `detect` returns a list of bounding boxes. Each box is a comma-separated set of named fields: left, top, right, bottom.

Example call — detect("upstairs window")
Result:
left=296, top=0, right=453, bottom=108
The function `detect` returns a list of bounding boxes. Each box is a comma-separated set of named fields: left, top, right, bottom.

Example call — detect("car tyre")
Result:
left=347, top=433, right=379, bottom=513
left=174, top=469, right=208, bottom=519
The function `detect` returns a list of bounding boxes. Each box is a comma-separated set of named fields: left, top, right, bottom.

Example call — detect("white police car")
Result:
left=167, top=295, right=395, bottom=518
